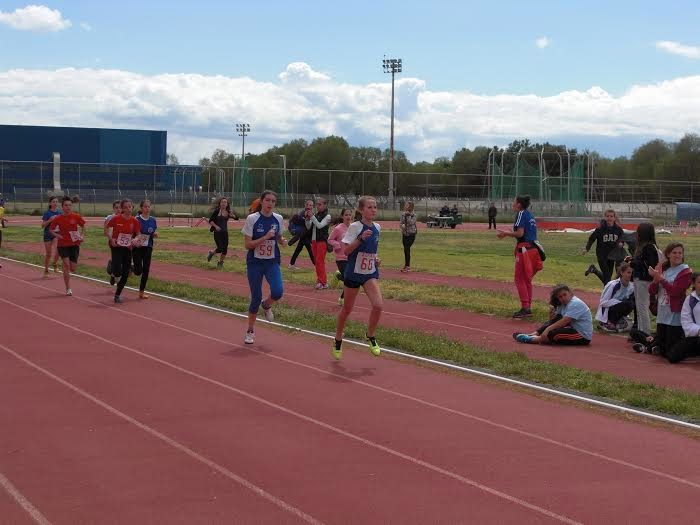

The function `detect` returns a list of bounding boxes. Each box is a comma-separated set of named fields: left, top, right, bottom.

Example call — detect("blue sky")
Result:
left=1, top=1, right=699, bottom=162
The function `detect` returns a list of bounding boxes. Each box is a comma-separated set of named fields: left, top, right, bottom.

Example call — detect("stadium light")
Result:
left=383, top=56, right=402, bottom=206
left=236, top=123, right=251, bottom=159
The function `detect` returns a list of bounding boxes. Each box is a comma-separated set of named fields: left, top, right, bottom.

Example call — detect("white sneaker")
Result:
left=322, top=283, right=330, bottom=289
left=315, top=283, right=323, bottom=290
left=65, top=288, right=72, bottom=296
left=288, top=264, right=299, bottom=270
left=244, top=330, right=255, bottom=344
left=263, top=306, right=274, bottom=322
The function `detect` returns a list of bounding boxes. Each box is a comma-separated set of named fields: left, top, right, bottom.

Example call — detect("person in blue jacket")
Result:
left=41, top=196, right=62, bottom=276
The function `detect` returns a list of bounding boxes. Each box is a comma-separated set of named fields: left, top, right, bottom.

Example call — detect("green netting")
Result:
left=238, top=159, right=251, bottom=195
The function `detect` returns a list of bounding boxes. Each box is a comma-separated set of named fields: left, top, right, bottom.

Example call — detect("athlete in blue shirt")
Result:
left=332, top=195, right=383, bottom=359
left=242, top=190, right=287, bottom=344
left=133, top=199, right=158, bottom=299
left=41, top=196, right=61, bottom=276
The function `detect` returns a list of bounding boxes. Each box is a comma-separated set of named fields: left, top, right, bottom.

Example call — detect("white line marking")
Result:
left=0, top=341, right=322, bottom=525
left=0, top=297, right=580, bottom=524
left=3, top=255, right=700, bottom=433
left=0, top=471, right=52, bottom=525
left=3, top=271, right=699, bottom=491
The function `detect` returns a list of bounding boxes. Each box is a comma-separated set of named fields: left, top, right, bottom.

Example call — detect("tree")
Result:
left=166, top=153, right=180, bottom=165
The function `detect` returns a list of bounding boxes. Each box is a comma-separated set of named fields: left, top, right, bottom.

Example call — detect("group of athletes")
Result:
left=34, top=189, right=700, bottom=363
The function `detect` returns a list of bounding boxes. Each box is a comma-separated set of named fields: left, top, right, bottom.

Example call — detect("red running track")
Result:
left=1, top=260, right=700, bottom=524
left=7, top=241, right=696, bottom=394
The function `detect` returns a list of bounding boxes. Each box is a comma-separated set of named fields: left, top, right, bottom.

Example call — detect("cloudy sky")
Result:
left=1, top=0, right=699, bottom=163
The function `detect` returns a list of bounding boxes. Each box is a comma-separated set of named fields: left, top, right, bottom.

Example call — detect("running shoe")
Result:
left=616, top=319, right=630, bottom=332
left=584, top=264, right=596, bottom=277
left=244, top=330, right=255, bottom=344
left=599, top=322, right=618, bottom=333
left=106, top=260, right=112, bottom=275
left=512, top=332, right=523, bottom=341
left=332, top=340, right=343, bottom=360
left=52, top=262, right=58, bottom=273
left=322, top=283, right=330, bottom=289
left=516, top=334, right=535, bottom=344
left=367, top=334, right=381, bottom=356
left=512, top=308, right=532, bottom=319
left=114, top=295, right=122, bottom=304
left=207, top=251, right=214, bottom=262
left=334, top=270, right=343, bottom=281
left=315, top=283, right=323, bottom=290
left=338, top=296, right=344, bottom=306
left=632, top=343, right=646, bottom=353
left=288, top=264, right=299, bottom=270
left=263, top=305, right=274, bottom=322
left=400, top=266, right=409, bottom=273
left=650, top=345, right=661, bottom=355
left=43, top=271, right=50, bottom=279
left=65, top=288, right=72, bottom=296
left=110, top=275, right=116, bottom=286
left=217, top=261, right=224, bottom=269
left=139, top=291, right=149, bottom=300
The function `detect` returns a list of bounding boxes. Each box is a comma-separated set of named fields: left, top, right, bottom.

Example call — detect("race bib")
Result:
left=135, top=234, right=150, bottom=247
left=254, top=239, right=275, bottom=259
left=116, top=233, right=132, bottom=247
left=659, top=293, right=670, bottom=306
left=354, top=252, right=376, bottom=275
left=69, top=230, right=83, bottom=243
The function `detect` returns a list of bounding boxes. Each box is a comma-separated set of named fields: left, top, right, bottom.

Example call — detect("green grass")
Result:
left=3, top=247, right=700, bottom=424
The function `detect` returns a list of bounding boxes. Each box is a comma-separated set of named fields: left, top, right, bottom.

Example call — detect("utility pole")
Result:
left=382, top=57, right=402, bottom=207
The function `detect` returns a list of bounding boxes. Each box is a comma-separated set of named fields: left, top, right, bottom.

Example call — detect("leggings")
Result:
left=488, top=217, right=496, bottom=229
left=336, top=260, right=347, bottom=298
left=591, top=257, right=616, bottom=285
left=607, top=299, right=635, bottom=324
left=402, top=234, right=416, bottom=267
left=536, top=315, right=590, bottom=346
left=213, top=230, right=229, bottom=255
left=111, top=246, right=132, bottom=296
left=132, top=246, right=153, bottom=292
left=247, top=260, right=284, bottom=314
left=667, top=336, right=700, bottom=363
left=290, top=237, right=315, bottom=265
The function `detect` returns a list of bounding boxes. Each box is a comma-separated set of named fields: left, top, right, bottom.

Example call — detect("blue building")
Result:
left=0, top=124, right=170, bottom=193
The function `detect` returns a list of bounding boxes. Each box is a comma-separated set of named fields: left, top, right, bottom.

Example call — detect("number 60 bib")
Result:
left=354, top=252, right=376, bottom=275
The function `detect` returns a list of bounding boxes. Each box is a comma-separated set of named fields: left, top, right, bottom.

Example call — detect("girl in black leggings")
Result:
left=400, top=201, right=417, bottom=272
left=133, top=199, right=158, bottom=299
left=207, top=197, right=237, bottom=269
left=105, top=199, right=141, bottom=303
left=582, top=209, right=624, bottom=285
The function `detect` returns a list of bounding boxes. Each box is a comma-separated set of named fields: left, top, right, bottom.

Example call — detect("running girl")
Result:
left=582, top=209, right=624, bottom=285
left=207, top=197, right=237, bottom=269
left=514, top=284, right=593, bottom=346
left=105, top=198, right=141, bottom=304
left=51, top=196, right=86, bottom=296
left=497, top=195, right=543, bottom=318
left=133, top=199, right=158, bottom=299
left=400, top=201, right=417, bottom=272
left=242, top=190, right=287, bottom=344
left=332, top=196, right=383, bottom=360
left=104, top=200, right=120, bottom=280
left=595, top=262, right=635, bottom=332
left=306, top=197, right=332, bottom=289
left=0, top=197, right=5, bottom=249
left=328, top=208, right=353, bottom=306
left=41, top=196, right=61, bottom=277
left=669, top=272, right=700, bottom=363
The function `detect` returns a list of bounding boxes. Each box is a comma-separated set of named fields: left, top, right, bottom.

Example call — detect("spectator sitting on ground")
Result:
left=595, top=262, right=635, bottom=333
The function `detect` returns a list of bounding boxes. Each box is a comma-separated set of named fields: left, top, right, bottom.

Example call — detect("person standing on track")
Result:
left=399, top=201, right=417, bottom=273
left=207, top=197, right=237, bottom=269
left=242, top=190, right=287, bottom=344
left=105, top=198, right=141, bottom=304
left=332, top=195, right=383, bottom=360
left=497, top=195, right=543, bottom=319
left=307, top=196, right=332, bottom=289
left=41, top=196, right=61, bottom=277
left=582, top=209, right=624, bottom=285
left=50, top=196, right=86, bottom=296
left=328, top=208, right=353, bottom=306
left=514, top=284, right=592, bottom=346
left=288, top=199, right=315, bottom=270
left=133, top=199, right=158, bottom=300
left=488, top=202, right=497, bottom=230
left=104, top=200, right=121, bottom=280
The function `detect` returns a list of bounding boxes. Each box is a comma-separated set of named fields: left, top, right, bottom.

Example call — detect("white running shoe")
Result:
left=263, top=306, right=274, bottom=322
left=65, top=288, right=73, bottom=296
left=244, top=330, right=255, bottom=344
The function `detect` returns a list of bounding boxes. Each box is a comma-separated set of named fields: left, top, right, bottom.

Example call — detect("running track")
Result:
left=6, top=241, right=698, bottom=394
left=1, top=260, right=700, bottom=524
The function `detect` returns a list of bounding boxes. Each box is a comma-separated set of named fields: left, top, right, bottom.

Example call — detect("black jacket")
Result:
left=488, top=205, right=497, bottom=218
left=630, top=244, right=660, bottom=282
left=586, top=221, right=623, bottom=259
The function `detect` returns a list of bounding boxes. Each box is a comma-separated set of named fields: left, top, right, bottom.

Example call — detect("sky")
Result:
left=1, top=0, right=699, bottom=164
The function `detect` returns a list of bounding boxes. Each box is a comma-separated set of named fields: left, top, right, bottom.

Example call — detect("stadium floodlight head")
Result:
left=382, top=57, right=402, bottom=74
left=235, top=123, right=250, bottom=136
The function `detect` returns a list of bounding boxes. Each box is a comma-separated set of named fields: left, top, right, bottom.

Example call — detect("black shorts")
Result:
left=344, top=276, right=378, bottom=289
left=57, top=245, right=80, bottom=263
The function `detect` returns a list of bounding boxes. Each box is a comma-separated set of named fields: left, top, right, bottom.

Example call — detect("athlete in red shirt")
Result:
left=105, top=198, right=140, bottom=303
left=51, top=196, right=86, bottom=296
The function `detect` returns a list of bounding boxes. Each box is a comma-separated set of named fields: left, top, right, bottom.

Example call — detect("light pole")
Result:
left=278, top=154, right=287, bottom=207
left=382, top=57, right=402, bottom=206
left=236, top=123, right=250, bottom=158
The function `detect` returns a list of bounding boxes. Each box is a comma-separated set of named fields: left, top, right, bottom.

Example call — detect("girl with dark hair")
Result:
left=41, top=196, right=61, bottom=276
left=328, top=208, right=353, bottom=306
left=625, top=222, right=659, bottom=336
left=207, top=197, right=238, bottom=269
left=288, top=199, right=315, bottom=269
left=104, top=200, right=121, bottom=279
left=634, top=242, right=692, bottom=355
left=582, top=209, right=625, bottom=285
left=595, top=262, right=635, bottom=332
left=242, top=190, right=287, bottom=344
left=307, top=196, right=332, bottom=289
left=133, top=199, right=158, bottom=299
left=497, top=195, right=543, bottom=318
left=513, top=284, right=592, bottom=345
left=105, top=198, right=140, bottom=303
left=51, top=196, right=86, bottom=296
left=668, top=272, right=700, bottom=363
left=400, top=201, right=417, bottom=272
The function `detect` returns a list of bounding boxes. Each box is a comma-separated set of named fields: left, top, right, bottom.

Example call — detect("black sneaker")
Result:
left=114, top=295, right=122, bottom=304
left=632, top=343, right=646, bottom=353
left=512, top=308, right=532, bottom=319
left=109, top=275, right=116, bottom=286
left=584, top=264, right=596, bottom=277
left=512, top=332, right=523, bottom=341
left=207, top=250, right=215, bottom=262
left=217, top=260, right=224, bottom=269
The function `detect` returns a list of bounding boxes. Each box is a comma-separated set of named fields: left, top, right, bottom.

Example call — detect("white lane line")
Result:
left=3, top=256, right=700, bottom=433
left=4, top=271, right=700, bottom=491
left=0, top=296, right=581, bottom=524
left=0, top=341, right=322, bottom=525
left=0, top=471, right=52, bottom=525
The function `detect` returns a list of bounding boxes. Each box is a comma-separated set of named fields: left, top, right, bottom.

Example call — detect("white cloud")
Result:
left=535, top=36, right=550, bottom=49
left=655, top=40, right=700, bottom=59
left=0, top=5, right=72, bottom=32
left=0, top=63, right=699, bottom=163
left=80, top=22, right=92, bottom=32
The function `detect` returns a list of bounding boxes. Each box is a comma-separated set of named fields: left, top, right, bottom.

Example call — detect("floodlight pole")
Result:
left=236, top=123, right=250, bottom=159
left=383, top=57, right=402, bottom=207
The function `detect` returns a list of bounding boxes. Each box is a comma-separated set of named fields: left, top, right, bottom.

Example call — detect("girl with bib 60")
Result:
left=332, top=196, right=383, bottom=360
left=242, top=190, right=287, bottom=344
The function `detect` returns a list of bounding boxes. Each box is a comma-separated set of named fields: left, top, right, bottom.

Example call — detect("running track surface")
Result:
left=1, top=260, right=700, bottom=524
left=7, top=241, right=699, bottom=395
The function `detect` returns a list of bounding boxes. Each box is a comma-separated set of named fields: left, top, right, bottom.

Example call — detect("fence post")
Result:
left=92, top=189, right=96, bottom=216
left=328, top=171, right=331, bottom=197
